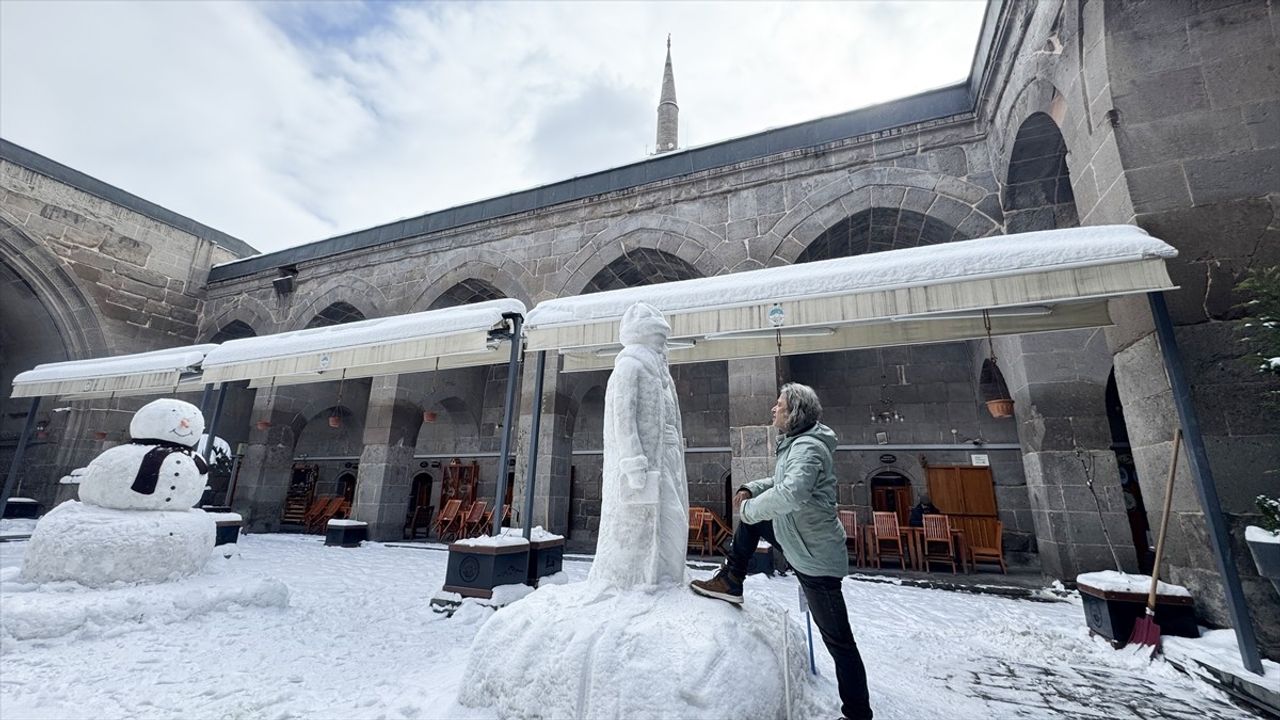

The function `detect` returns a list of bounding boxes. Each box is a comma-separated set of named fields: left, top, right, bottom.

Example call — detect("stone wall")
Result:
left=0, top=152, right=252, bottom=508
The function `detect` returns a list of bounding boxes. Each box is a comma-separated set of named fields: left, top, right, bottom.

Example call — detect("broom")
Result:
left=1129, top=428, right=1182, bottom=653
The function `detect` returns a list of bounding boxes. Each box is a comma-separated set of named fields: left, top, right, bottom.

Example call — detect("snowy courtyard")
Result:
left=0, top=530, right=1263, bottom=720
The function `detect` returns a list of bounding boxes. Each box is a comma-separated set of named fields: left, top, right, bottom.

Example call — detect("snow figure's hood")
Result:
left=618, top=302, right=671, bottom=347
left=129, top=398, right=205, bottom=448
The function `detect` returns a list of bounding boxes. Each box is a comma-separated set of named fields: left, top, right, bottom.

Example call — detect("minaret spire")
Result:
left=655, top=34, right=678, bottom=154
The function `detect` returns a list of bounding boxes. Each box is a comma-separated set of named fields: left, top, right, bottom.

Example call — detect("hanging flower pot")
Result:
left=985, top=398, right=1015, bottom=418
left=979, top=357, right=1015, bottom=419
left=423, top=410, right=438, bottom=423
left=256, top=419, right=272, bottom=431
left=328, top=414, right=342, bottom=429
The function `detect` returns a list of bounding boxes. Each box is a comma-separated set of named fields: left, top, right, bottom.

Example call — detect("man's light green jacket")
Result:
left=740, top=422, right=848, bottom=578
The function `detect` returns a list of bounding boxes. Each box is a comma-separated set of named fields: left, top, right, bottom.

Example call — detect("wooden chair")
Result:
left=300, top=496, right=331, bottom=529
left=405, top=504, right=434, bottom=539
left=461, top=501, right=488, bottom=538
left=307, top=496, right=346, bottom=533
left=968, top=519, right=1007, bottom=574
left=872, top=511, right=907, bottom=569
left=688, top=507, right=709, bottom=556
left=704, top=508, right=733, bottom=556
left=477, top=504, right=510, bottom=536
left=432, top=499, right=463, bottom=540
left=837, top=509, right=862, bottom=566
left=921, top=514, right=957, bottom=574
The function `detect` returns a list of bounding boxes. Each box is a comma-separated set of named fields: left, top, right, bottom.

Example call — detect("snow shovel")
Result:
left=1128, top=428, right=1182, bottom=653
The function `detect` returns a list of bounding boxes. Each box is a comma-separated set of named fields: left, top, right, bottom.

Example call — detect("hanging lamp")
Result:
left=979, top=310, right=1015, bottom=418
left=423, top=357, right=440, bottom=423
left=329, top=374, right=345, bottom=429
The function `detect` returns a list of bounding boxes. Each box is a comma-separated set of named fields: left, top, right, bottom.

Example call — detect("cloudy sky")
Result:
left=0, top=1, right=986, bottom=254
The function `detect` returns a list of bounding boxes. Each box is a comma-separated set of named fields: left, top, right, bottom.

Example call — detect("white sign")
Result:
left=971, top=454, right=990, bottom=467
left=768, top=303, right=785, bottom=327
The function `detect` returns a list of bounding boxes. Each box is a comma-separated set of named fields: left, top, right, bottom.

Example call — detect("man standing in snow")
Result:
left=691, top=382, right=873, bottom=720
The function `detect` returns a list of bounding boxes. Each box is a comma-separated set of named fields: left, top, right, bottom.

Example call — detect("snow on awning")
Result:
left=524, top=225, right=1178, bottom=372
left=11, top=345, right=216, bottom=399
left=200, top=299, right=525, bottom=387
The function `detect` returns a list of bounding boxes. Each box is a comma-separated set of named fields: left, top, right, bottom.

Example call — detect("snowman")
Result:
left=21, top=398, right=218, bottom=587
left=78, top=399, right=210, bottom=509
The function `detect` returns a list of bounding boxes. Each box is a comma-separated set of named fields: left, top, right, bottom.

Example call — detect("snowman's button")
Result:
left=165, top=497, right=172, bottom=502
left=170, top=485, right=176, bottom=490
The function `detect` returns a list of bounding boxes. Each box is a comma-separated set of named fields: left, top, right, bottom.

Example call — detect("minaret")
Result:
left=655, top=35, right=678, bottom=154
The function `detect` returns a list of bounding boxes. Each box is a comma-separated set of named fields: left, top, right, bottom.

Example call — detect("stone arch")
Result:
left=0, top=217, right=108, bottom=360
left=420, top=393, right=482, bottom=433
left=410, top=257, right=531, bottom=313
left=207, top=319, right=257, bottom=344
left=292, top=400, right=366, bottom=460
left=766, top=167, right=1001, bottom=265
left=304, top=301, right=366, bottom=329
left=559, top=214, right=727, bottom=296
left=200, top=295, right=275, bottom=340
left=286, top=275, right=386, bottom=330
left=427, top=279, right=506, bottom=311
left=795, top=207, right=969, bottom=264
left=581, top=247, right=704, bottom=294
left=1002, top=112, right=1079, bottom=233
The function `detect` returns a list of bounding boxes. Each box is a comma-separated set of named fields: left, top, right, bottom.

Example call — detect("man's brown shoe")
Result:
left=690, top=565, right=744, bottom=604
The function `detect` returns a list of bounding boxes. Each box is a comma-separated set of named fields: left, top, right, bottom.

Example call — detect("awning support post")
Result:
left=521, top=350, right=547, bottom=539
left=203, top=383, right=228, bottom=464
left=0, top=396, right=43, bottom=521
left=198, top=384, right=213, bottom=417
left=492, top=314, right=525, bottom=537
left=1147, top=291, right=1263, bottom=675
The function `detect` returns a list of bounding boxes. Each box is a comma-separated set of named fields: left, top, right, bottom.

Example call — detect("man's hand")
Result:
left=732, top=488, right=752, bottom=513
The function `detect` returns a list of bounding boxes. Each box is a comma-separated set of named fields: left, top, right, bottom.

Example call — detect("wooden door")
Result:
left=872, top=486, right=912, bottom=527
left=926, top=465, right=997, bottom=541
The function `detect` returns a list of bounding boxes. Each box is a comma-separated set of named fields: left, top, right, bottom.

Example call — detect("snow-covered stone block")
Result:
left=325, top=519, right=368, bottom=548
left=459, top=583, right=832, bottom=719
left=20, top=501, right=215, bottom=587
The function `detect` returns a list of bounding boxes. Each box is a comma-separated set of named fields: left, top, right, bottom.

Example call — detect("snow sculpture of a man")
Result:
left=588, top=302, right=690, bottom=588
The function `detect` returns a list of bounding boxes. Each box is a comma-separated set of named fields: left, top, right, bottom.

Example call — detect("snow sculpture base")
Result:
left=460, top=583, right=833, bottom=719
left=20, top=501, right=215, bottom=587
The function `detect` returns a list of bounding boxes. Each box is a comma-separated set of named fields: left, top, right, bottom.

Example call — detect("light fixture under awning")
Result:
left=200, top=298, right=525, bottom=386
left=525, top=225, right=1178, bottom=373
left=11, top=345, right=216, bottom=399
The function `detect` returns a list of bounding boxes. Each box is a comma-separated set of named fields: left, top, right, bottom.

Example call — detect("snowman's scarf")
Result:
left=128, top=439, right=209, bottom=496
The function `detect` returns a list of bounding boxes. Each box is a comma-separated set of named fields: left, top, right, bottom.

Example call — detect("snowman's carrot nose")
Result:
left=179, top=418, right=190, bottom=429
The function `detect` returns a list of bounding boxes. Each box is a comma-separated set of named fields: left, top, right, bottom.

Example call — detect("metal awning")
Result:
left=200, top=298, right=525, bottom=386
left=10, top=345, right=216, bottom=399
left=524, top=225, right=1178, bottom=372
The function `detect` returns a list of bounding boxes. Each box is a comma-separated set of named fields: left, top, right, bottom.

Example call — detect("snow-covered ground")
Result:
left=0, top=532, right=1263, bottom=720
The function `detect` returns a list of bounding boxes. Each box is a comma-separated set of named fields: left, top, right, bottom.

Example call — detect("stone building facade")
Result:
left=1, top=1, right=1276, bottom=656
left=0, top=140, right=256, bottom=507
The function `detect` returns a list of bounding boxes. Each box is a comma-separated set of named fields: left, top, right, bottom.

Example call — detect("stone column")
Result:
left=728, top=357, right=784, bottom=521
left=234, top=386, right=305, bottom=532
left=1000, top=331, right=1138, bottom=579
left=1111, top=315, right=1280, bottom=654
left=512, top=353, right=573, bottom=535
left=353, top=375, right=423, bottom=541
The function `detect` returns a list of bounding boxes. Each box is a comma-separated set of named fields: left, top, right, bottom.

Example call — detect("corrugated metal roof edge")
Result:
left=0, top=138, right=259, bottom=259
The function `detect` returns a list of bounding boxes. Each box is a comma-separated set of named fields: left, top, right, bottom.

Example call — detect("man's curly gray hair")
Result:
left=780, top=382, right=822, bottom=435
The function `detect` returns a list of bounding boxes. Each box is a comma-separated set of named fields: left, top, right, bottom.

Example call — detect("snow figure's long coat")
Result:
left=589, top=303, right=689, bottom=588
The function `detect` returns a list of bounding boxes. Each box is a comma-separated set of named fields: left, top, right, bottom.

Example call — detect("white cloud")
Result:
left=0, top=0, right=985, bottom=254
